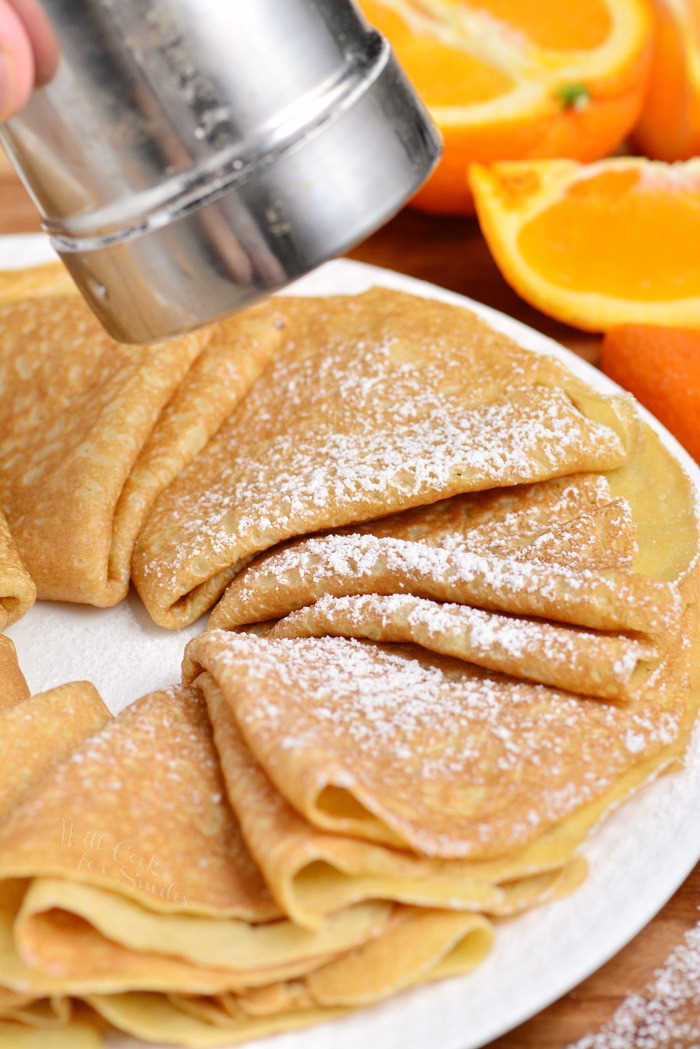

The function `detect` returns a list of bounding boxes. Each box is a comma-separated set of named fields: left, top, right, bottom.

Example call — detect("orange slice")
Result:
left=601, top=326, right=700, bottom=461
left=633, top=0, right=700, bottom=161
left=359, top=0, right=654, bottom=214
left=470, top=158, right=700, bottom=330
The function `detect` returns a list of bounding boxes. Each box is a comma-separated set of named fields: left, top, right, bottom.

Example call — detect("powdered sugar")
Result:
left=189, top=632, right=685, bottom=858
left=216, top=531, right=681, bottom=641
left=141, top=385, right=625, bottom=588
left=133, top=288, right=631, bottom=628
left=271, top=591, right=656, bottom=700
left=570, top=913, right=700, bottom=1048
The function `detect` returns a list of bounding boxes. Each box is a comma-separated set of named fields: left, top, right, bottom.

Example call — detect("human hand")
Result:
left=0, top=0, right=57, bottom=119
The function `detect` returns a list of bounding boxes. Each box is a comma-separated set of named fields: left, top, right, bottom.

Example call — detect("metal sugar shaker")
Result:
left=0, top=0, right=441, bottom=343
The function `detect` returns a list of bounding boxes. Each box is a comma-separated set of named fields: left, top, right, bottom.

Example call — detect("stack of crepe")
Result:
left=0, top=266, right=286, bottom=606
left=0, top=278, right=697, bottom=1048
left=0, top=606, right=696, bottom=1047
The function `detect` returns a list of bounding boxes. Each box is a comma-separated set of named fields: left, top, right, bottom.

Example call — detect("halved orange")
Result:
left=470, top=158, right=700, bottom=330
left=633, top=0, right=700, bottom=161
left=359, top=0, right=654, bottom=214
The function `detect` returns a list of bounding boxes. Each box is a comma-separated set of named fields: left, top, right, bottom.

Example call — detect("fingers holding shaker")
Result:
left=0, top=0, right=58, bottom=118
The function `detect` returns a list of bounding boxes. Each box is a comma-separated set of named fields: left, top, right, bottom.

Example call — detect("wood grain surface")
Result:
left=0, top=149, right=697, bottom=1048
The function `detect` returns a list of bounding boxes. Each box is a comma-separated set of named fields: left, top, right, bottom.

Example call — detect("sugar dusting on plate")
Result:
left=570, top=912, right=700, bottom=1048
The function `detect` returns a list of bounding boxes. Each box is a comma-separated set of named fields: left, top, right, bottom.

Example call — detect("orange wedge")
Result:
left=470, top=158, right=700, bottom=330
left=633, top=0, right=700, bottom=161
left=359, top=0, right=654, bottom=214
left=601, top=326, right=700, bottom=461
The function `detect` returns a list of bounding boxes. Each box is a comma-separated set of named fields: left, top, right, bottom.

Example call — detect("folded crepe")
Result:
left=267, top=594, right=658, bottom=701
left=0, top=262, right=77, bottom=305
left=0, top=292, right=208, bottom=604
left=0, top=283, right=697, bottom=1049
left=0, top=510, right=35, bottom=629
left=87, top=906, right=493, bottom=1047
left=200, top=671, right=587, bottom=928
left=142, top=607, right=697, bottom=1046
left=182, top=906, right=492, bottom=1013
left=87, top=990, right=341, bottom=1048
left=183, top=629, right=694, bottom=861
left=0, top=1020, right=101, bottom=1048
left=0, top=263, right=290, bottom=607
left=290, top=472, right=640, bottom=569
left=0, top=678, right=504, bottom=1047
left=0, top=682, right=110, bottom=825
left=207, top=531, right=680, bottom=658
left=208, top=472, right=643, bottom=632
left=108, top=302, right=286, bottom=593
left=207, top=440, right=689, bottom=700
left=132, top=288, right=633, bottom=627
left=209, top=414, right=700, bottom=633
left=237, top=469, right=663, bottom=701
left=0, top=685, right=394, bottom=996
left=0, top=635, right=28, bottom=711
left=3, top=618, right=697, bottom=1047
left=0, top=680, right=109, bottom=1043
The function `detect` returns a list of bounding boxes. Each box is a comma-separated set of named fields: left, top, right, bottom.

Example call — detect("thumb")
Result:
left=0, top=0, right=34, bottom=120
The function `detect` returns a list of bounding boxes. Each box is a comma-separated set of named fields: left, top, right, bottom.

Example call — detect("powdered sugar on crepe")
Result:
left=133, top=289, right=631, bottom=626
left=213, top=532, right=681, bottom=639
left=187, top=632, right=685, bottom=858
left=269, top=592, right=657, bottom=700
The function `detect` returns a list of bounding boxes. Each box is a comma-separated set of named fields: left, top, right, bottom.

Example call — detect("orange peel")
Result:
left=602, top=326, right=700, bottom=462
left=359, top=0, right=654, bottom=214
left=634, top=0, right=700, bottom=161
left=470, top=157, right=700, bottom=330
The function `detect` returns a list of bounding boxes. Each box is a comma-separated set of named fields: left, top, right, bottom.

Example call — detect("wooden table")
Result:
left=0, top=152, right=697, bottom=1048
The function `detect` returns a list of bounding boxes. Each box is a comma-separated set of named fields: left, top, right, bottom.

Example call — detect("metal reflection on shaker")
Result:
left=0, top=0, right=441, bottom=342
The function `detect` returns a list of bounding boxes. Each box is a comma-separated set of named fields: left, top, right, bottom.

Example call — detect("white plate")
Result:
left=5, top=235, right=700, bottom=1049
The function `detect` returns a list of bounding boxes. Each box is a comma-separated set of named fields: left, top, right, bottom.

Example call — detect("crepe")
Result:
left=165, top=907, right=492, bottom=1022
left=108, top=302, right=286, bottom=592
left=14, top=879, right=389, bottom=994
left=0, top=683, right=275, bottom=919
left=0, top=680, right=109, bottom=1043
left=183, top=630, right=693, bottom=860
left=0, top=1021, right=101, bottom=1048
left=0, top=684, right=395, bottom=996
left=207, top=460, right=665, bottom=702
left=137, top=610, right=700, bottom=1038
left=208, top=532, right=679, bottom=638
left=266, top=594, right=657, bottom=701
left=201, top=671, right=587, bottom=927
left=0, top=262, right=77, bottom=304
left=86, top=907, right=493, bottom=1047
left=207, top=472, right=670, bottom=700
left=0, top=682, right=110, bottom=824
left=0, top=510, right=35, bottom=629
left=0, top=280, right=696, bottom=1049
left=132, top=288, right=633, bottom=627
left=206, top=437, right=682, bottom=644
left=206, top=398, right=697, bottom=714
left=243, top=905, right=492, bottom=1006
left=293, top=473, right=640, bottom=569
left=0, top=292, right=208, bottom=605
left=0, top=991, right=70, bottom=1028
left=87, top=990, right=341, bottom=1048
left=0, top=677, right=501, bottom=1041
left=206, top=473, right=644, bottom=636
left=0, top=635, right=28, bottom=711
